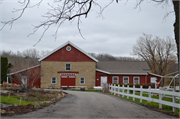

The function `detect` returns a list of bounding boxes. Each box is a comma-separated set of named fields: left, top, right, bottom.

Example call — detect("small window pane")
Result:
left=66, top=64, right=71, bottom=70
left=113, top=77, right=118, bottom=84
left=80, top=78, right=85, bottom=84
left=123, top=77, right=129, bottom=84
left=52, top=77, right=56, bottom=84
left=134, top=77, right=139, bottom=84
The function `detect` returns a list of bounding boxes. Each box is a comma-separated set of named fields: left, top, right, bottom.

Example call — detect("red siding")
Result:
left=95, top=71, right=147, bottom=86
left=108, top=75, right=146, bottom=84
left=95, top=71, right=109, bottom=86
left=147, top=74, right=161, bottom=87
left=43, top=44, right=95, bottom=62
left=11, top=66, right=41, bottom=88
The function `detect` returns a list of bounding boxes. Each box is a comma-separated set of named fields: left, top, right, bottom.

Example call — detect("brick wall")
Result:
left=41, top=61, right=96, bottom=89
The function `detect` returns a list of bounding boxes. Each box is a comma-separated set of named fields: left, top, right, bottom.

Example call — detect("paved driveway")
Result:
left=3, top=91, right=176, bottom=118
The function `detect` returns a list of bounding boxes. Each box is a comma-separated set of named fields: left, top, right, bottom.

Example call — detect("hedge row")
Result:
left=112, top=83, right=155, bottom=88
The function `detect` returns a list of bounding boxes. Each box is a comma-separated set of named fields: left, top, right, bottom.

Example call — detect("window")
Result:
left=66, top=46, right=71, bottom=51
left=66, top=64, right=71, bottom=71
left=112, top=76, right=119, bottom=84
left=21, top=76, right=27, bottom=86
left=123, top=77, right=129, bottom=84
left=80, top=77, right=85, bottom=84
left=151, top=77, right=157, bottom=83
left=134, top=77, right=140, bottom=84
left=52, top=77, right=56, bottom=84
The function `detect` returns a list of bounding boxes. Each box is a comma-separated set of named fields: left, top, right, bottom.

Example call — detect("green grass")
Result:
left=1, top=96, right=41, bottom=106
left=110, top=91, right=179, bottom=116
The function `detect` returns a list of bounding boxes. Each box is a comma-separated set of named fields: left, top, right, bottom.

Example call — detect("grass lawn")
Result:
left=1, top=96, right=41, bottom=106
left=111, top=91, right=179, bottom=115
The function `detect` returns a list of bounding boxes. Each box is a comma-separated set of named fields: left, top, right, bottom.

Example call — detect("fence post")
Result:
left=118, top=85, right=120, bottom=96
left=159, top=95, right=162, bottom=109
left=148, top=86, right=151, bottom=102
left=111, top=84, right=113, bottom=94
left=122, top=85, right=124, bottom=98
left=133, top=85, right=135, bottom=101
left=114, top=84, right=116, bottom=95
left=172, top=88, right=176, bottom=112
left=109, top=84, right=110, bottom=93
left=127, top=85, right=129, bottom=99
left=140, top=85, right=142, bottom=103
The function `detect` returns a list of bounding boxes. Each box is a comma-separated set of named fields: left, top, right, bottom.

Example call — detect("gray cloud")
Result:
left=0, top=0, right=175, bottom=57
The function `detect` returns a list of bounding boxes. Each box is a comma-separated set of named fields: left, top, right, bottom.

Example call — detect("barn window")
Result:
left=51, top=77, right=56, bottom=84
left=112, top=76, right=119, bottom=84
left=134, top=77, right=139, bottom=84
left=21, top=76, right=27, bottom=86
left=66, top=46, right=71, bottom=51
left=80, top=77, right=85, bottom=84
left=66, top=64, right=71, bottom=71
left=123, top=77, right=129, bottom=84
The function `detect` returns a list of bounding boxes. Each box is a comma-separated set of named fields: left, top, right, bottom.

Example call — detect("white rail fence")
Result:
left=109, top=84, right=180, bottom=112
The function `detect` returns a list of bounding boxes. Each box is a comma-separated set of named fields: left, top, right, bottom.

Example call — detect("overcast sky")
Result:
left=0, top=0, right=175, bottom=57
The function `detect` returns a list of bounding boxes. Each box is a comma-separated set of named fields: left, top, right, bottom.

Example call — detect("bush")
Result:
left=148, top=83, right=155, bottom=88
left=141, top=83, right=148, bottom=88
left=135, top=84, right=140, bottom=88
left=141, top=83, right=155, bottom=89
left=127, top=83, right=133, bottom=87
left=119, top=83, right=123, bottom=87
left=112, top=83, right=118, bottom=86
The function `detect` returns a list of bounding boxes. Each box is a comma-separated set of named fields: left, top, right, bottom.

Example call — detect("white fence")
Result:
left=109, top=84, right=180, bottom=112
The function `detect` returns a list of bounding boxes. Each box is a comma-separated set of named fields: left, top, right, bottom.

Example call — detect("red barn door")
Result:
left=61, top=75, right=76, bottom=88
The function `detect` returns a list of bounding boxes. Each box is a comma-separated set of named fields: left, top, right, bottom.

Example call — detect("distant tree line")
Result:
left=1, top=49, right=50, bottom=73
left=88, top=53, right=142, bottom=61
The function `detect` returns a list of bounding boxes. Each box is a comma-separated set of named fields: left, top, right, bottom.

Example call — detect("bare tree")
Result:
left=12, top=65, right=41, bottom=88
left=0, top=0, right=178, bottom=57
left=133, top=33, right=176, bottom=75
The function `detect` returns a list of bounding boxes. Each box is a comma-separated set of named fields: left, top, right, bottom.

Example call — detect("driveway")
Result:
left=3, top=91, right=176, bottom=118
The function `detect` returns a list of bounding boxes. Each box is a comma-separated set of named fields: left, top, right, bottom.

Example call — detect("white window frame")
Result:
left=123, top=77, right=129, bottom=84
left=65, top=63, right=71, bottom=71
left=21, top=76, right=27, bottom=86
left=112, top=76, right=119, bottom=84
left=151, top=77, right=157, bottom=83
left=133, top=77, right=140, bottom=84
left=51, top=77, right=56, bottom=84
left=80, top=77, right=85, bottom=85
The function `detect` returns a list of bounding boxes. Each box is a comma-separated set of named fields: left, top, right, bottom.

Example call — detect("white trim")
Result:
left=112, top=76, right=119, bottom=84
left=96, top=69, right=110, bottom=74
left=96, top=69, right=148, bottom=75
left=133, top=77, right=140, bottom=84
left=51, top=77, right=56, bottom=84
left=111, top=73, right=147, bottom=75
left=80, top=77, right=85, bottom=85
left=123, top=77, right=129, bottom=84
left=38, top=41, right=98, bottom=62
left=148, top=73, right=162, bottom=77
left=8, top=65, right=40, bottom=75
left=65, top=63, right=71, bottom=71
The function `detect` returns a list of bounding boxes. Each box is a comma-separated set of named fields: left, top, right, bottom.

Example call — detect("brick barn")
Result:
left=9, top=41, right=162, bottom=89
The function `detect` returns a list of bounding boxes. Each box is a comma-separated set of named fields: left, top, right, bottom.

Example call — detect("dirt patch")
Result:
left=1, top=89, right=67, bottom=117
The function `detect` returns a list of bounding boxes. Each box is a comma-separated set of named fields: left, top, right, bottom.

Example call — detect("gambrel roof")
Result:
left=38, top=41, right=98, bottom=62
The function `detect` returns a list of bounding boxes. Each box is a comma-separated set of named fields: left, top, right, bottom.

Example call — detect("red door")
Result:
left=61, top=75, right=76, bottom=88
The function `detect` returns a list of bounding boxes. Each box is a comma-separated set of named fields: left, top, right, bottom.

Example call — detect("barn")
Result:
left=9, top=41, right=162, bottom=89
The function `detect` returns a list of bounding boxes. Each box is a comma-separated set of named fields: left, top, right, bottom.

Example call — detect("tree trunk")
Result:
left=172, top=1, right=179, bottom=117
